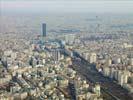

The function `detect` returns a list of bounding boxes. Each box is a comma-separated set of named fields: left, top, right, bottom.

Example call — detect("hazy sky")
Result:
left=1, top=0, right=133, bottom=13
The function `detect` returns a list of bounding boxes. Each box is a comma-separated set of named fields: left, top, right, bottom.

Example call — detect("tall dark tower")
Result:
left=42, top=23, right=46, bottom=37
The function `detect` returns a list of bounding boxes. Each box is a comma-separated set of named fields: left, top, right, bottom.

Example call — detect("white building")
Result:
left=110, top=67, right=115, bottom=79
left=130, top=58, right=133, bottom=66
left=107, top=59, right=112, bottom=66
left=93, top=84, right=101, bottom=97
left=65, top=34, right=75, bottom=44
left=117, top=71, right=129, bottom=86
left=103, top=67, right=110, bottom=77
left=89, top=53, right=97, bottom=63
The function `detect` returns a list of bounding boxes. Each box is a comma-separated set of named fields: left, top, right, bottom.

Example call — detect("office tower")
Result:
left=42, top=23, right=46, bottom=37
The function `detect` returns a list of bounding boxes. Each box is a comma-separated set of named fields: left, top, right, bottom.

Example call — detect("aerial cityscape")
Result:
left=0, top=0, right=133, bottom=100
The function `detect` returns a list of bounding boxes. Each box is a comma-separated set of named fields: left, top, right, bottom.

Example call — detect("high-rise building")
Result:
left=93, top=84, right=101, bottom=96
left=130, top=58, right=133, bottom=65
left=42, top=23, right=46, bottom=37
left=65, top=34, right=75, bottom=44
left=51, top=49, right=61, bottom=62
left=89, top=53, right=97, bottom=63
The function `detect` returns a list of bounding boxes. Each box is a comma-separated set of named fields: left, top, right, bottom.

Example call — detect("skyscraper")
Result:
left=42, top=23, right=46, bottom=37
